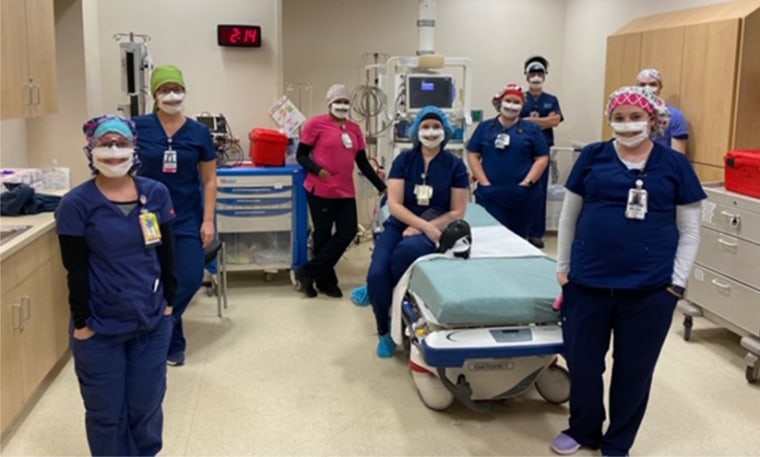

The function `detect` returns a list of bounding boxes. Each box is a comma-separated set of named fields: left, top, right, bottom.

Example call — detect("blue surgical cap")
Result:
left=409, top=106, right=453, bottom=149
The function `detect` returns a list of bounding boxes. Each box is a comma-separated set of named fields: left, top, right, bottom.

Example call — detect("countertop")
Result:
left=0, top=189, right=67, bottom=261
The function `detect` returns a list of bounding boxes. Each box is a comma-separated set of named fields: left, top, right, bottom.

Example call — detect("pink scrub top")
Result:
left=301, top=114, right=366, bottom=199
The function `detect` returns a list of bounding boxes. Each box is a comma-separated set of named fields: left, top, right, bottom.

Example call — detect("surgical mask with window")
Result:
left=500, top=101, right=522, bottom=118
left=157, top=91, right=185, bottom=114
left=91, top=145, right=135, bottom=177
left=639, top=84, right=659, bottom=96
left=528, top=76, right=544, bottom=90
left=610, top=121, right=650, bottom=148
left=330, top=103, right=350, bottom=119
left=418, top=127, right=445, bottom=148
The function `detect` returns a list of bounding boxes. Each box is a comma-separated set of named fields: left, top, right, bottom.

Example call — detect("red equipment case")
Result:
left=725, top=150, right=760, bottom=199
left=249, top=128, right=288, bottom=166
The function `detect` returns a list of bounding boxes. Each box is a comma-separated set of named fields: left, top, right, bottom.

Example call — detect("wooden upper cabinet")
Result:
left=733, top=9, right=760, bottom=150
left=602, top=33, right=642, bottom=140
left=0, top=0, right=58, bottom=120
left=639, top=27, right=684, bottom=107
left=680, top=20, right=740, bottom=167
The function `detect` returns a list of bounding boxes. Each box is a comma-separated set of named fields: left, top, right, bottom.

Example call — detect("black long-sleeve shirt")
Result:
left=296, top=142, right=386, bottom=193
left=58, top=222, right=177, bottom=329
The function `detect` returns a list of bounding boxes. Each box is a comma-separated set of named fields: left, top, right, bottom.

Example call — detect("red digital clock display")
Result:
left=217, top=25, right=262, bottom=47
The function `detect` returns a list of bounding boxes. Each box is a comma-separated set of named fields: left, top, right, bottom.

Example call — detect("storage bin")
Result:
left=249, top=128, right=288, bottom=166
left=725, top=150, right=760, bottom=199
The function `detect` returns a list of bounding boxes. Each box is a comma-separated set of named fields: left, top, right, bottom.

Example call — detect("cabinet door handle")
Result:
left=24, top=84, right=33, bottom=106
left=711, top=279, right=731, bottom=290
left=10, top=303, right=23, bottom=330
left=718, top=238, right=738, bottom=248
left=32, top=85, right=41, bottom=105
left=21, top=295, right=31, bottom=322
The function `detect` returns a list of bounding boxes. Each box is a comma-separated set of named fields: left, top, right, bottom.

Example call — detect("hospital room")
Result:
left=2, top=0, right=760, bottom=455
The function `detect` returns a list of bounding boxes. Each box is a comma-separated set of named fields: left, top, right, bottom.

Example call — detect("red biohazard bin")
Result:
left=249, top=128, right=288, bottom=166
left=725, top=150, right=760, bottom=199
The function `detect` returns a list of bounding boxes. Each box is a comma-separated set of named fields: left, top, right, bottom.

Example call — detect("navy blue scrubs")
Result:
left=56, top=177, right=174, bottom=456
left=135, top=113, right=215, bottom=359
left=561, top=140, right=706, bottom=456
left=467, top=117, right=548, bottom=237
left=522, top=92, right=563, bottom=239
left=367, top=148, right=469, bottom=335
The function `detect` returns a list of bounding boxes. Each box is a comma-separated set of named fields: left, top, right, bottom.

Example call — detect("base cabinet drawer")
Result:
left=687, top=265, right=760, bottom=337
left=696, top=227, right=760, bottom=289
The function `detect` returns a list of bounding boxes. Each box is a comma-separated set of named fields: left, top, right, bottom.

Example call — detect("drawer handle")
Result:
left=720, top=211, right=741, bottom=228
left=711, top=279, right=731, bottom=290
left=10, top=303, right=23, bottom=330
left=718, top=238, right=738, bottom=248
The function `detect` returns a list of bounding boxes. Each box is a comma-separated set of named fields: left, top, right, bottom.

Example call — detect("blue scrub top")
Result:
left=521, top=92, right=563, bottom=147
left=385, top=148, right=469, bottom=229
left=134, top=113, right=215, bottom=235
left=55, top=177, right=175, bottom=335
left=467, top=117, right=549, bottom=185
left=565, top=140, right=706, bottom=289
left=653, top=104, right=689, bottom=148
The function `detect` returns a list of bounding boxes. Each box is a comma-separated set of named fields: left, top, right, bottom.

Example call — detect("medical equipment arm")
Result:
left=296, top=142, right=322, bottom=175
left=58, top=235, right=91, bottom=329
left=467, top=152, right=490, bottom=186
left=156, top=222, right=177, bottom=308
left=523, top=155, right=549, bottom=186
left=556, top=190, right=583, bottom=277
left=355, top=149, right=387, bottom=193
left=671, top=202, right=701, bottom=287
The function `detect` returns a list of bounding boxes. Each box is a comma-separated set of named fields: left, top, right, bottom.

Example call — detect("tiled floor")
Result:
left=3, top=235, right=759, bottom=456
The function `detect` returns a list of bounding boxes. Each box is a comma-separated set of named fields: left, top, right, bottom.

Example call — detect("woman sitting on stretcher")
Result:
left=366, top=106, right=470, bottom=358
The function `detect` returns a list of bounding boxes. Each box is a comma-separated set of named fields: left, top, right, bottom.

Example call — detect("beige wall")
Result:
left=93, top=0, right=283, bottom=155
left=283, top=0, right=568, bottom=119
left=0, top=119, right=28, bottom=168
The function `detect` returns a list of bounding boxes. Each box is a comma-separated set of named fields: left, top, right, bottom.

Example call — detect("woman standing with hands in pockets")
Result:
left=134, top=65, right=217, bottom=367
left=551, top=86, right=705, bottom=457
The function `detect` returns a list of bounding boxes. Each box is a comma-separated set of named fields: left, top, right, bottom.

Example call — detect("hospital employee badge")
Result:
left=494, top=133, right=510, bottom=149
left=414, top=184, right=433, bottom=206
left=625, top=179, right=648, bottom=220
left=139, top=211, right=162, bottom=247
left=162, top=150, right=177, bottom=174
left=530, top=111, right=540, bottom=118
left=341, top=132, right=353, bottom=149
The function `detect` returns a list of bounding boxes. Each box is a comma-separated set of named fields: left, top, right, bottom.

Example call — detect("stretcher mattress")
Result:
left=408, top=256, right=561, bottom=326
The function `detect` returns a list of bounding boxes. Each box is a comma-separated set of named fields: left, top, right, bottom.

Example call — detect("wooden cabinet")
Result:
left=603, top=0, right=760, bottom=181
left=0, top=229, right=68, bottom=439
left=0, top=0, right=58, bottom=119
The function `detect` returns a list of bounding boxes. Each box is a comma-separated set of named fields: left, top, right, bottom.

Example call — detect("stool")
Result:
left=201, top=238, right=228, bottom=317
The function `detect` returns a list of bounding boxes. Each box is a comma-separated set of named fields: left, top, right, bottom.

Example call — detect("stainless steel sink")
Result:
left=0, top=225, right=32, bottom=245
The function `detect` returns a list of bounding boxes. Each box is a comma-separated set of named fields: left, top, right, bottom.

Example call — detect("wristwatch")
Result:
left=669, top=284, right=686, bottom=299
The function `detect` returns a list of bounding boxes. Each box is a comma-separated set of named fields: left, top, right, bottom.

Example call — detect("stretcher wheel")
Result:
left=746, top=364, right=759, bottom=384
left=289, top=270, right=298, bottom=289
left=535, top=365, right=571, bottom=405
left=412, top=371, right=455, bottom=411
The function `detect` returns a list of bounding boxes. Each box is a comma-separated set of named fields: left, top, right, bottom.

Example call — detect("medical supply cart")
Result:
left=216, top=165, right=308, bottom=282
left=679, top=184, right=760, bottom=383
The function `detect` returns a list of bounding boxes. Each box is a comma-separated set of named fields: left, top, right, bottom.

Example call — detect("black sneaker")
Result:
left=528, top=237, right=545, bottom=249
left=319, top=286, right=343, bottom=298
left=295, top=269, right=317, bottom=298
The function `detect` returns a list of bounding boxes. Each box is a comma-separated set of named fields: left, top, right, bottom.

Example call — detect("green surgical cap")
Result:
left=150, top=65, right=185, bottom=94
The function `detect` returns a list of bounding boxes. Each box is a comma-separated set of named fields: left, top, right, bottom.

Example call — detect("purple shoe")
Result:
left=551, top=433, right=580, bottom=455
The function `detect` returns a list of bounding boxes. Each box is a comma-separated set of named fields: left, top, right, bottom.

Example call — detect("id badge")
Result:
left=625, top=185, right=648, bottom=220
left=530, top=111, right=540, bottom=118
left=341, top=132, right=353, bottom=149
left=163, top=150, right=177, bottom=174
left=414, top=184, right=433, bottom=206
left=494, top=133, right=510, bottom=149
left=139, top=212, right=162, bottom=246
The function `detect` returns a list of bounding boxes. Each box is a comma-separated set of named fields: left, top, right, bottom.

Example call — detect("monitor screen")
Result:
left=407, top=75, right=454, bottom=111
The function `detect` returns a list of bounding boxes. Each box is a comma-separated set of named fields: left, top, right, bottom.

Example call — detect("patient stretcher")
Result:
left=383, top=204, right=571, bottom=411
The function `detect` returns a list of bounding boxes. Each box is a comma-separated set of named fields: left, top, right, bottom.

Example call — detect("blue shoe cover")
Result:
left=376, top=333, right=397, bottom=358
left=351, top=285, right=370, bottom=307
